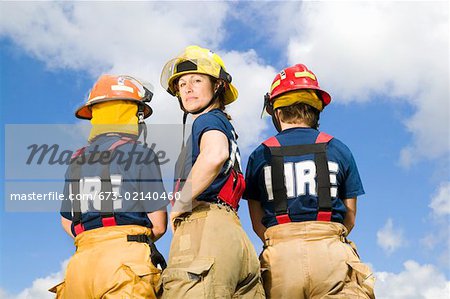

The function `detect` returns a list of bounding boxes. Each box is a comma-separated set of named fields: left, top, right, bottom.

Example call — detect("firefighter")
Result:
left=244, top=64, right=375, bottom=298
left=50, top=75, right=168, bottom=298
left=159, top=45, right=265, bottom=298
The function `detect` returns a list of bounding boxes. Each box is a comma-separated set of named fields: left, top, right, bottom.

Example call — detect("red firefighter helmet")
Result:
left=264, top=64, right=331, bottom=114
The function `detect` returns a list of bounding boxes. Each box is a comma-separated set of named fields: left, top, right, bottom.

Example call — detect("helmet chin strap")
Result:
left=137, top=86, right=153, bottom=147
left=137, top=105, right=148, bottom=147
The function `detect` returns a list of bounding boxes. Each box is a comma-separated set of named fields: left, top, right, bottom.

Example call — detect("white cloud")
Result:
left=420, top=233, right=439, bottom=251
left=2, top=0, right=450, bottom=161
left=429, top=181, right=450, bottom=217
left=377, top=218, right=406, bottom=255
left=227, top=1, right=301, bottom=53
left=424, top=233, right=450, bottom=270
left=223, top=50, right=276, bottom=152
left=2, top=2, right=447, bottom=166
left=0, top=1, right=276, bottom=152
left=5, top=259, right=450, bottom=299
left=375, top=260, right=450, bottom=299
left=420, top=182, right=450, bottom=268
left=0, top=2, right=228, bottom=75
left=0, top=260, right=67, bottom=299
left=0, top=289, right=8, bottom=299
left=275, top=1, right=449, bottom=167
left=1, top=2, right=450, bottom=298
left=0, top=1, right=230, bottom=127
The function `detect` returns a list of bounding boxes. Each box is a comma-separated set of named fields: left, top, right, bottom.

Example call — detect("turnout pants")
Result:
left=260, top=221, right=375, bottom=299
left=161, top=203, right=265, bottom=298
left=50, top=225, right=161, bottom=299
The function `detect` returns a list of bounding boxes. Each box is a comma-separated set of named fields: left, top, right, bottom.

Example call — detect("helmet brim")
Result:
left=75, top=98, right=153, bottom=120
left=271, top=86, right=331, bottom=107
left=223, top=82, right=238, bottom=105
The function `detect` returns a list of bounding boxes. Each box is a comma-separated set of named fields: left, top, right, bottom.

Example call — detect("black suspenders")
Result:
left=69, top=138, right=134, bottom=235
left=262, top=132, right=334, bottom=224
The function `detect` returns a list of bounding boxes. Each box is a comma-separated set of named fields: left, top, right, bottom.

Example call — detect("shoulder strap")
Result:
left=71, top=146, right=87, bottom=160
left=108, top=137, right=137, bottom=152
left=69, top=137, right=137, bottom=235
left=314, top=132, right=334, bottom=221
left=69, top=156, right=84, bottom=235
left=316, top=132, right=333, bottom=144
left=262, top=136, right=291, bottom=224
left=97, top=138, right=137, bottom=227
left=261, top=132, right=335, bottom=224
left=100, top=137, right=136, bottom=227
left=99, top=151, right=116, bottom=227
left=262, top=136, right=281, bottom=147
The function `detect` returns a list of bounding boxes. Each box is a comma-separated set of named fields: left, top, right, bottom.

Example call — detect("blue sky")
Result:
left=0, top=2, right=449, bottom=298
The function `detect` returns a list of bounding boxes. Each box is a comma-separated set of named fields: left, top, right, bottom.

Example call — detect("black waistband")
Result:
left=127, top=234, right=151, bottom=243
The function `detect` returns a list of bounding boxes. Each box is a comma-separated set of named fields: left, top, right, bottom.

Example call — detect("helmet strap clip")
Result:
left=137, top=106, right=147, bottom=147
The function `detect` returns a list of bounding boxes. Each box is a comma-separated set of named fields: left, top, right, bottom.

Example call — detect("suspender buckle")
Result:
left=74, top=223, right=85, bottom=236
left=101, top=216, right=117, bottom=227
left=317, top=210, right=332, bottom=222
left=275, top=213, right=292, bottom=224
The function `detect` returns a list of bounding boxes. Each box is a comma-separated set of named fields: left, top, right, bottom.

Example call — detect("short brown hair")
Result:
left=277, top=102, right=320, bottom=128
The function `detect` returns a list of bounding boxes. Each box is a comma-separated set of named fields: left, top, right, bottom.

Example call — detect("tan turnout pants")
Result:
left=50, top=225, right=161, bottom=299
left=260, top=221, right=375, bottom=299
left=161, top=203, right=265, bottom=298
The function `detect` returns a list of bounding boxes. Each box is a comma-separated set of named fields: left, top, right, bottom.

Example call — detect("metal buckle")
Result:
left=214, top=199, right=235, bottom=213
left=137, top=111, right=145, bottom=123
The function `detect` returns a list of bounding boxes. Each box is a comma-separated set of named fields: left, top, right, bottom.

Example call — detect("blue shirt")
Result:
left=175, top=109, right=241, bottom=201
left=243, top=127, right=364, bottom=227
left=61, top=135, right=168, bottom=235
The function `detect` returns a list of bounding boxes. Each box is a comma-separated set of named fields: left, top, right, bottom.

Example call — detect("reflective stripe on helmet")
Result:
left=265, top=64, right=331, bottom=114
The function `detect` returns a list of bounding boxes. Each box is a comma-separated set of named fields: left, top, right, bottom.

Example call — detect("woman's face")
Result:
left=177, top=73, right=215, bottom=113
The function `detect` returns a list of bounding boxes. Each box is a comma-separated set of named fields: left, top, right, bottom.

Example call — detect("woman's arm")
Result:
left=171, top=130, right=229, bottom=218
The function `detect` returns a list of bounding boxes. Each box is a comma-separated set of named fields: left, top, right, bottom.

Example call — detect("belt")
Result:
left=127, top=234, right=167, bottom=270
left=211, top=198, right=238, bottom=213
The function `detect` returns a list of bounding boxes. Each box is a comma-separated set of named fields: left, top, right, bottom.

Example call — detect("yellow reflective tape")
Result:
left=271, top=79, right=281, bottom=92
left=273, top=90, right=323, bottom=111
left=295, top=71, right=316, bottom=81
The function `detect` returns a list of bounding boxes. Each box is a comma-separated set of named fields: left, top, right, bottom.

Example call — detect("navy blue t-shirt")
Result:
left=243, top=127, right=364, bottom=228
left=61, top=135, right=168, bottom=235
left=175, top=109, right=241, bottom=201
